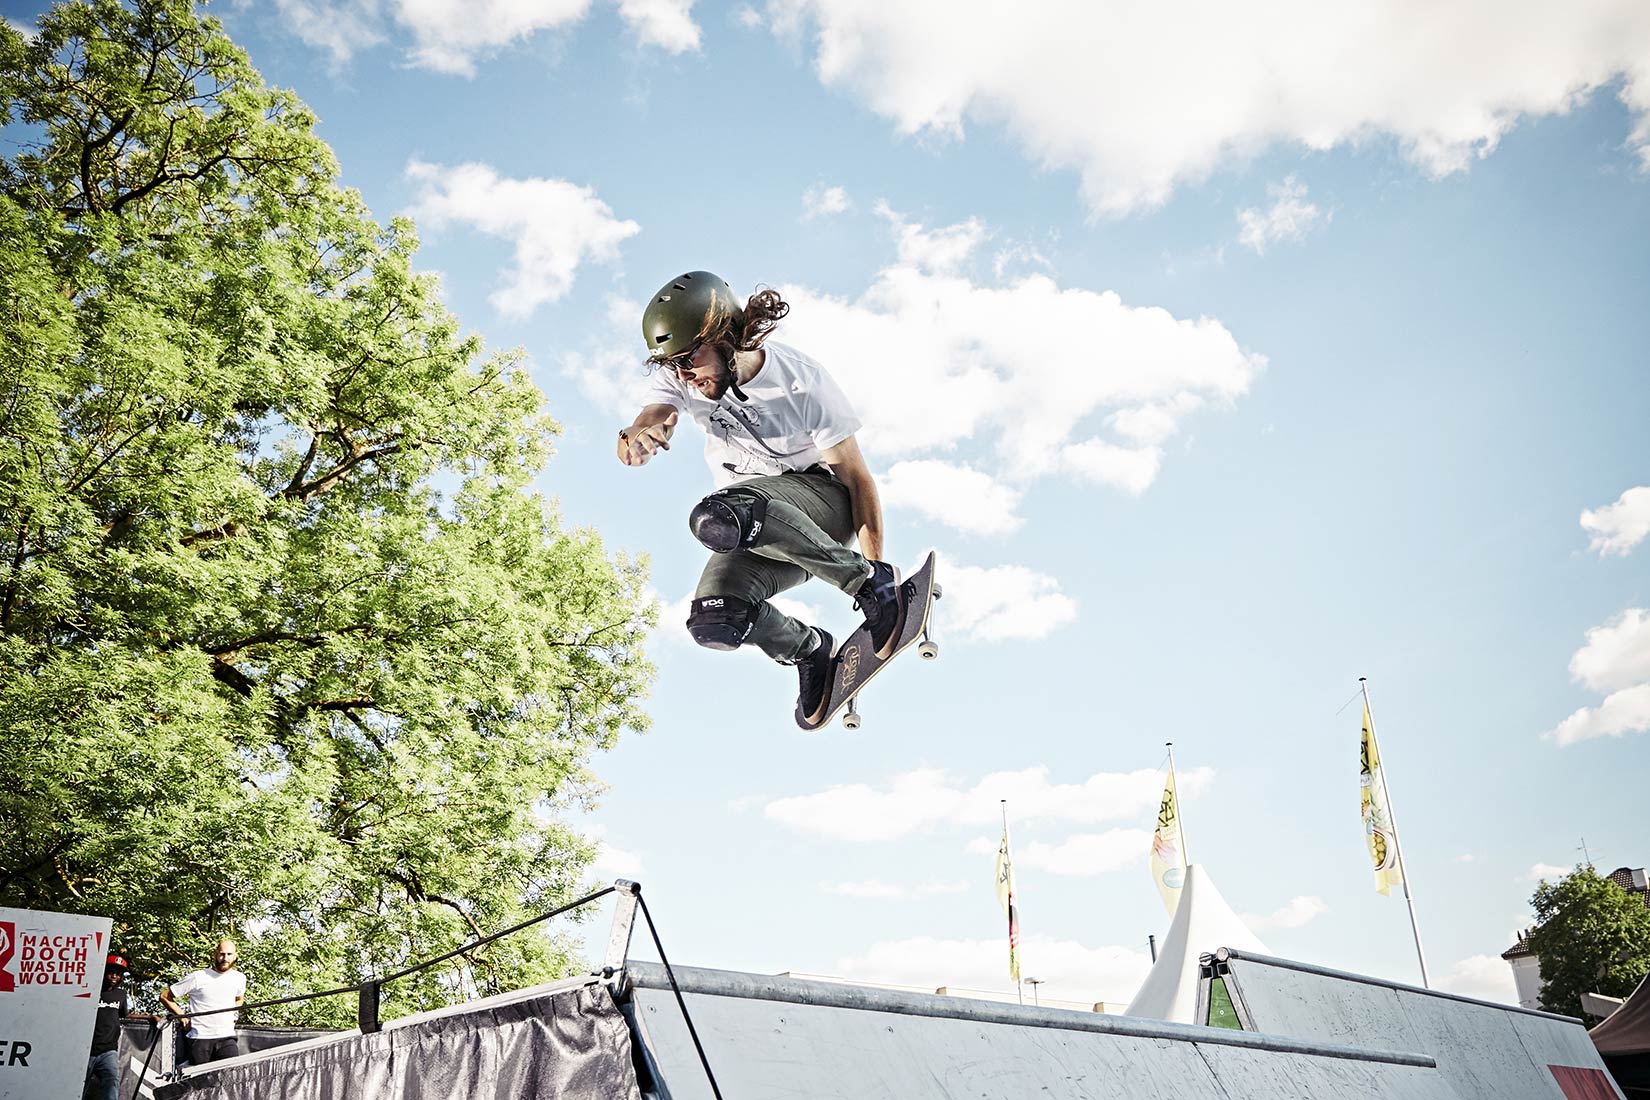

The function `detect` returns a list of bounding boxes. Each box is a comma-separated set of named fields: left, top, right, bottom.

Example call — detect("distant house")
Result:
left=1502, top=866, right=1650, bottom=1011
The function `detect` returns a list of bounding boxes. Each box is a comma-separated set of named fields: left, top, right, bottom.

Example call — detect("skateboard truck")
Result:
left=917, top=583, right=942, bottom=661
left=837, top=576, right=942, bottom=730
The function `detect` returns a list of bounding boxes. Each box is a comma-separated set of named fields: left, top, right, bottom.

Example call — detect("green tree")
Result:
left=1528, top=865, right=1650, bottom=1022
left=0, top=0, right=653, bottom=1024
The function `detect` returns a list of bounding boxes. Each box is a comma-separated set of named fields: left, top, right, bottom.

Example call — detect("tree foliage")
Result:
left=1528, top=865, right=1650, bottom=1022
left=0, top=0, right=653, bottom=1024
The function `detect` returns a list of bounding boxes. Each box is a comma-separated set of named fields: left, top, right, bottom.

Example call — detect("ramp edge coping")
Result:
left=624, top=962, right=1436, bottom=1068
left=1212, top=949, right=1583, bottom=1024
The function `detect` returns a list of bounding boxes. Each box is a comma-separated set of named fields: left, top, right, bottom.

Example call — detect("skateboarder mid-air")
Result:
left=617, top=271, right=903, bottom=726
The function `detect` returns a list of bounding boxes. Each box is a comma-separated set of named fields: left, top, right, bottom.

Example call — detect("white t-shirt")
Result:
left=644, top=341, right=861, bottom=488
left=171, top=967, right=246, bottom=1039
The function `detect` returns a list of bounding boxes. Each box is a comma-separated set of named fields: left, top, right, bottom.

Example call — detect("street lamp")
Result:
left=1022, top=977, right=1044, bottom=1006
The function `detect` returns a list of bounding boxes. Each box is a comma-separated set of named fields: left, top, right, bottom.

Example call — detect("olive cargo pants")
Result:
left=692, top=468, right=872, bottom=662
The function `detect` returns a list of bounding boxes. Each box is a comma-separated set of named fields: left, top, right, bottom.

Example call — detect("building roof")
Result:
left=1607, top=866, right=1650, bottom=906
left=1502, top=865, right=1648, bottom=960
left=1501, top=929, right=1535, bottom=961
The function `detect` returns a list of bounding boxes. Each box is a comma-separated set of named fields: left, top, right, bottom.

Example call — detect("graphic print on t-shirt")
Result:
left=706, top=403, right=789, bottom=478
left=643, top=341, right=862, bottom=488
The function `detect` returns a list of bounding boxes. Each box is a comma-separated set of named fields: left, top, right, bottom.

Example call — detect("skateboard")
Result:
left=798, top=551, right=941, bottom=731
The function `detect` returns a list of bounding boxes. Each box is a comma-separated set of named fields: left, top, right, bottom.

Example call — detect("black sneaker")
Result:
left=794, top=627, right=834, bottom=727
left=853, top=560, right=904, bottom=659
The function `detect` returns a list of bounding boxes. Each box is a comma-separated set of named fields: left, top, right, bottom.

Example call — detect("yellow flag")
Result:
left=1360, top=704, right=1404, bottom=895
left=1151, top=765, right=1187, bottom=915
left=994, top=828, right=1021, bottom=982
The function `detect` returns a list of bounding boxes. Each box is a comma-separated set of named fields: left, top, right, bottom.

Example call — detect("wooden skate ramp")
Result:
left=1206, top=950, right=1623, bottom=1100
left=625, top=962, right=1459, bottom=1100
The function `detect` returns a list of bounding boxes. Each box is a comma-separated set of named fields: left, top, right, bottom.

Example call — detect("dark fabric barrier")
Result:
left=153, top=982, right=639, bottom=1100
left=117, top=1019, right=174, bottom=1100
left=241, top=1026, right=339, bottom=1055
left=116, top=1021, right=336, bottom=1099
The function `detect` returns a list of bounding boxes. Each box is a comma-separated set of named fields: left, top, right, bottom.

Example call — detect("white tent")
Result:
left=1125, top=864, right=1269, bottom=1023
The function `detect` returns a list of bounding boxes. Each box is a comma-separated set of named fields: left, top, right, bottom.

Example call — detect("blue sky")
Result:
left=8, top=0, right=1649, bottom=1008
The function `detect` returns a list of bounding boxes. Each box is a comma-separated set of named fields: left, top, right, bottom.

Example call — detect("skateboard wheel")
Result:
left=918, top=640, right=939, bottom=660
left=843, top=711, right=862, bottom=730
left=932, top=583, right=943, bottom=599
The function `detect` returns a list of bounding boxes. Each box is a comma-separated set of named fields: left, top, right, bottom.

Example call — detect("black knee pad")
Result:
left=686, top=595, right=755, bottom=651
left=688, top=490, right=768, bottom=553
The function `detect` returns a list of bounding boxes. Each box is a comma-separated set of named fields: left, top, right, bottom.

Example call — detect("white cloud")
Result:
left=1437, top=954, right=1519, bottom=1005
left=615, top=0, right=702, bottom=50
left=769, top=594, right=825, bottom=624
left=1237, top=176, right=1326, bottom=254
left=1547, top=609, right=1650, bottom=746
left=1582, top=487, right=1650, bottom=556
left=564, top=294, right=663, bottom=416
left=405, top=160, right=638, bottom=318
left=586, top=824, right=647, bottom=879
left=1567, top=608, right=1650, bottom=693
left=397, top=0, right=590, bottom=75
left=5, top=15, right=37, bottom=39
left=803, top=184, right=852, bottom=219
left=877, top=202, right=987, bottom=273
left=268, top=0, right=384, bottom=64
left=576, top=211, right=1260, bottom=503
left=756, top=0, right=1650, bottom=215
left=936, top=560, right=1077, bottom=642
left=1242, top=895, right=1329, bottom=931
left=1525, top=862, right=1571, bottom=881
left=271, top=0, right=698, bottom=74
left=820, top=879, right=970, bottom=899
left=1546, top=683, right=1650, bottom=746
left=1453, top=853, right=1476, bottom=863
left=837, top=934, right=1150, bottom=1006
left=965, top=829, right=1151, bottom=877
left=878, top=462, right=1024, bottom=536
left=763, top=765, right=1215, bottom=842
left=992, top=243, right=1054, bottom=281
left=774, top=207, right=1263, bottom=493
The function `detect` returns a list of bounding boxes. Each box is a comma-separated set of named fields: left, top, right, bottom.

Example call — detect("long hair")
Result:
left=697, top=287, right=789, bottom=364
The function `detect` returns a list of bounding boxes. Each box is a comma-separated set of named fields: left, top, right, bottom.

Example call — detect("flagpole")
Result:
left=1002, top=799, right=1022, bottom=1005
left=1360, top=677, right=1431, bottom=988
left=1166, top=742, right=1189, bottom=865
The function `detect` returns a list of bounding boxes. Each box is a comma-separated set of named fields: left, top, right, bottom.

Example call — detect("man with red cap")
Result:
left=84, top=953, right=153, bottom=1100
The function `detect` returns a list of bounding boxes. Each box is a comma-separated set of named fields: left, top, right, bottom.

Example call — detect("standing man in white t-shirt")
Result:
left=619, top=271, right=903, bottom=727
left=160, top=939, right=247, bottom=1065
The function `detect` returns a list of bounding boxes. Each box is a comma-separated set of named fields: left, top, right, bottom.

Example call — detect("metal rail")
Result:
left=1212, top=948, right=1581, bottom=1023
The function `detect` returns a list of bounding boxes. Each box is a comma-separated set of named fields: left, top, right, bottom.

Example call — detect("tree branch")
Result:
left=210, top=655, right=257, bottom=699
left=386, top=868, right=486, bottom=941
left=283, top=441, right=402, bottom=502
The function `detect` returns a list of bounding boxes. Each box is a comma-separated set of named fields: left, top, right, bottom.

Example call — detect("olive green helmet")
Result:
left=642, top=271, right=743, bottom=358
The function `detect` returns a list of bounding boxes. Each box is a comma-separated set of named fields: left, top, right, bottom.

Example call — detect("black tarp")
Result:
left=117, top=1020, right=336, bottom=1098
left=117, top=1018, right=173, bottom=1100
left=153, top=981, right=640, bottom=1100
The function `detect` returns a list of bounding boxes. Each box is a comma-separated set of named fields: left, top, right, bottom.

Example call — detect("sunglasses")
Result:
left=650, top=345, right=701, bottom=376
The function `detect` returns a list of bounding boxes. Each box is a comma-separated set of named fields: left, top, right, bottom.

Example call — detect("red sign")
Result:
left=0, top=920, right=101, bottom=994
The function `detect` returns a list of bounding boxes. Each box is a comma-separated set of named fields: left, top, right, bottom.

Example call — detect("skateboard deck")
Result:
left=798, top=551, right=940, bottom=731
